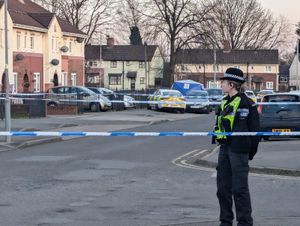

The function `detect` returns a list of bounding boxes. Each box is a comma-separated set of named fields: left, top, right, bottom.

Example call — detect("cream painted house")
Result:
left=289, top=54, right=300, bottom=90
left=176, top=49, right=279, bottom=91
left=0, top=0, right=86, bottom=93
left=85, top=39, right=164, bottom=90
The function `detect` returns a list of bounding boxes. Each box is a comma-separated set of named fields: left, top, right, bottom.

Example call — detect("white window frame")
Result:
left=30, top=36, right=34, bottom=49
left=71, top=73, right=77, bottom=86
left=111, top=61, right=117, bottom=68
left=265, top=65, right=272, bottom=72
left=13, top=72, right=18, bottom=93
left=33, top=72, right=40, bottom=92
left=207, top=80, right=221, bottom=88
left=266, top=81, right=273, bottom=90
left=17, top=34, right=21, bottom=49
left=140, top=77, right=145, bottom=84
left=139, top=61, right=145, bottom=68
left=61, top=72, right=68, bottom=86
left=24, top=34, right=27, bottom=48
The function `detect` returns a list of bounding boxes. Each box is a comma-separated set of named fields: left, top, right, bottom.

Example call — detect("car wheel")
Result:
left=179, top=109, right=185, bottom=114
left=47, top=102, right=57, bottom=107
left=263, top=136, right=270, bottom=141
left=90, top=103, right=100, bottom=112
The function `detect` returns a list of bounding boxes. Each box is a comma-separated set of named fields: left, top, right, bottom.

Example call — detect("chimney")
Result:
left=107, top=36, right=115, bottom=48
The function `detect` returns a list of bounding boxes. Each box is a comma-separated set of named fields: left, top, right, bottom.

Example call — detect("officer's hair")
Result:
left=228, top=81, right=245, bottom=93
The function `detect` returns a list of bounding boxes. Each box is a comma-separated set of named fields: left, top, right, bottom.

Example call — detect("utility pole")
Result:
left=296, top=25, right=300, bottom=90
left=4, top=0, right=11, bottom=143
left=144, top=42, right=148, bottom=89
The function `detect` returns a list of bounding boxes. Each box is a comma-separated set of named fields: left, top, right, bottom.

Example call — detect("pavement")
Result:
left=1, top=109, right=300, bottom=177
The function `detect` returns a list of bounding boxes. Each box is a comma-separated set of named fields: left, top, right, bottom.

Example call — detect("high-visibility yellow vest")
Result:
left=215, top=96, right=241, bottom=140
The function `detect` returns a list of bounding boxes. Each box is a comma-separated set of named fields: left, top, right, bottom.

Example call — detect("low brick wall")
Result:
left=47, top=105, right=79, bottom=115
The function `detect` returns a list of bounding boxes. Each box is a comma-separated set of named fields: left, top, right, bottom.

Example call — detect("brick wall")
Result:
left=47, top=105, right=79, bottom=115
left=13, top=52, right=44, bottom=93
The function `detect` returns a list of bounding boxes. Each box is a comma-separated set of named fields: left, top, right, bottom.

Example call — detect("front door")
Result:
left=130, top=78, right=135, bottom=90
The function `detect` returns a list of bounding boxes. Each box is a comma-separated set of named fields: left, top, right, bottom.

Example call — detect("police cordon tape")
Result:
left=1, top=96, right=300, bottom=105
left=0, top=131, right=300, bottom=137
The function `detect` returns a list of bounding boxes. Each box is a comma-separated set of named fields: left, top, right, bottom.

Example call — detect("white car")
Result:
left=87, top=87, right=135, bottom=109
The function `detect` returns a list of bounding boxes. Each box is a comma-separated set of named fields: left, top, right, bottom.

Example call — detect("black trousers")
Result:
left=217, top=145, right=253, bottom=226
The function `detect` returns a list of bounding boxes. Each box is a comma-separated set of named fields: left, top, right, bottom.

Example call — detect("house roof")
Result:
left=176, top=49, right=279, bottom=65
left=0, top=0, right=85, bottom=35
left=85, top=45, right=158, bottom=61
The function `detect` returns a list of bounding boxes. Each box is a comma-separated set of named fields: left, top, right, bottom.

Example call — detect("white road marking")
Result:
left=172, top=148, right=300, bottom=181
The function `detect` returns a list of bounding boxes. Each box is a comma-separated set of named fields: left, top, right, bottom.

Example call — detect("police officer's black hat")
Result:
left=220, top=67, right=245, bottom=84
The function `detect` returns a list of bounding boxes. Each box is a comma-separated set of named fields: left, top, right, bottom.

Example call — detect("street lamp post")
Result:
left=213, top=44, right=217, bottom=88
left=296, top=25, right=300, bottom=90
left=4, top=0, right=11, bottom=143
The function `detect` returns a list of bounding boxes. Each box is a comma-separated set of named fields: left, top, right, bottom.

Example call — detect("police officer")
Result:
left=214, top=67, right=260, bottom=226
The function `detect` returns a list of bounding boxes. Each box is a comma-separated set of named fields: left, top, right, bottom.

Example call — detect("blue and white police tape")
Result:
left=0, top=131, right=300, bottom=137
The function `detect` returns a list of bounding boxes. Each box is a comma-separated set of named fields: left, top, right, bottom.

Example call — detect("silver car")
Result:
left=47, top=86, right=111, bottom=112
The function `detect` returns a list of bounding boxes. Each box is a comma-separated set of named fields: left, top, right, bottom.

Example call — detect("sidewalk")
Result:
left=194, top=139, right=300, bottom=176
left=0, top=109, right=200, bottom=152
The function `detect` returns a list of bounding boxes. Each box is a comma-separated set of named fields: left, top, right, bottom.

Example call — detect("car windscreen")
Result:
left=206, top=89, right=222, bottom=96
left=187, top=91, right=208, bottom=97
left=262, top=95, right=300, bottom=113
left=162, top=91, right=182, bottom=97
left=88, top=88, right=100, bottom=94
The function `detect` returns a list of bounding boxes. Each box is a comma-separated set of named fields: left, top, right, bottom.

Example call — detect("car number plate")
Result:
left=272, top=129, right=291, bottom=132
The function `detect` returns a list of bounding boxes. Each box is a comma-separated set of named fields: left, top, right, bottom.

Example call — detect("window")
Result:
left=52, top=37, right=55, bottom=50
left=30, top=36, right=34, bottom=49
left=69, top=41, right=72, bottom=53
left=213, top=64, right=219, bottom=72
left=266, top=81, right=273, bottom=90
left=17, top=34, right=21, bottom=49
left=109, top=75, right=121, bottom=85
left=71, top=73, right=77, bottom=86
left=140, top=77, right=145, bottom=84
left=111, top=61, right=117, bottom=68
left=139, top=61, right=144, bottom=68
left=93, top=61, right=98, bottom=67
left=265, top=65, right=272, bottom=72
left=181, top=64, right=187, bottom=71
left=24, top=34, right=27, bottom=48
left=33, top=73, right=40, bottom=92
left=0, top=29, right=2, bottom=47
left=61, top=72, right=68, bottom=86
left=207, top=80, right=221, bottom=88
left=13, top=72, right=18, bottom=93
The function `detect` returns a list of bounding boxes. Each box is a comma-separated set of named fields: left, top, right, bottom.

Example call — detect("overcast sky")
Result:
left=259, top=0, right=300, bottom=25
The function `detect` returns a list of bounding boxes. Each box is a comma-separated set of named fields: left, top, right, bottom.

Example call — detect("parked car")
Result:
left=258, top=93, right=300, bottom=140
left=205, top=88, right=223, bottom=110
left=87, top=87, right=135, bottom=109
left=245, top=90, right=257, bottom=103
left=257, top=89, right=274, bottom=102
left=185, top=90, right=211, bottom=114
left=47, top=86, right=111, bottom=112
left=148, top=89, right=186, bottom=113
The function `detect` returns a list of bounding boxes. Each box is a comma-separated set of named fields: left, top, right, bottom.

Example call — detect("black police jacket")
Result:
left=214, top=92, right=260, bottom=160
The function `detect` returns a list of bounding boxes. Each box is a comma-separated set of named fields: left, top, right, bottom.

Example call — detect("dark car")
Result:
left=205, top=88, right=223, bottom=110
left=258, top=93, right=300, bottom=140
left=185, top=90, right=211, bottom=114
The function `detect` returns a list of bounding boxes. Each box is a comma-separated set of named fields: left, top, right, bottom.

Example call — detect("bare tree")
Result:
left=34, top=0, right=113, bottom=44
left=142, top=0, right=215, bottom=86
left=194, top=0, right=291, bottom=51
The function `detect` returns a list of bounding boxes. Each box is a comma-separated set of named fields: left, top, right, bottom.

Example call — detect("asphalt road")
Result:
left=0, top=113, right=300, bottom=226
